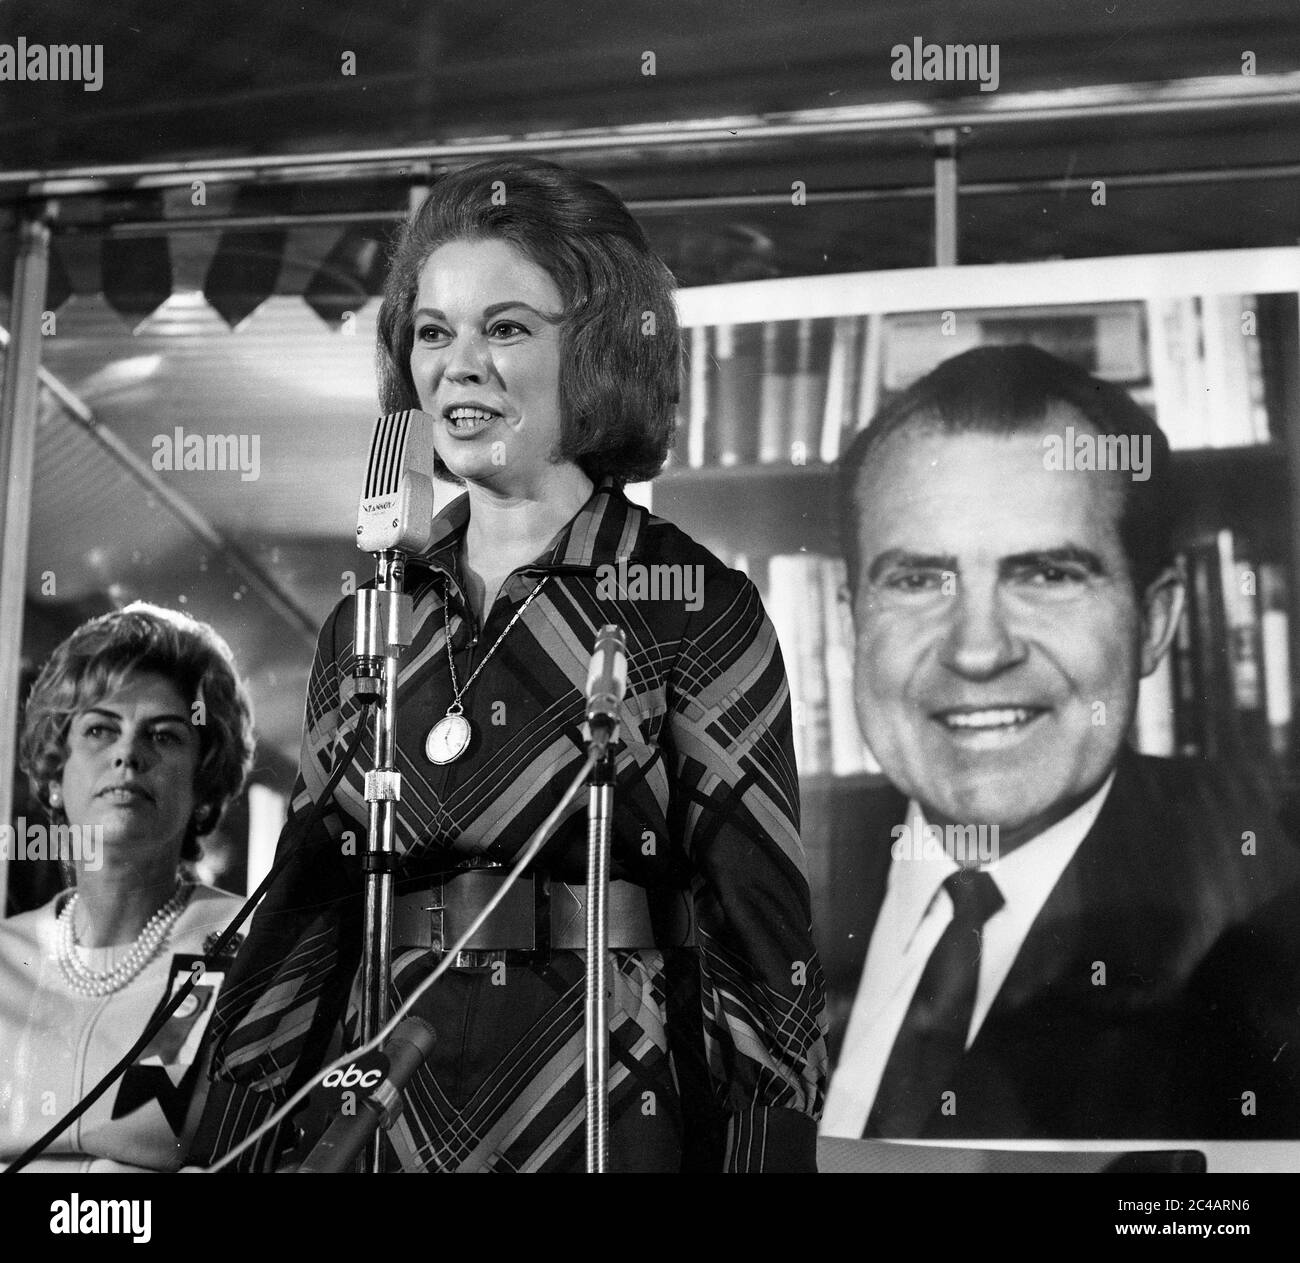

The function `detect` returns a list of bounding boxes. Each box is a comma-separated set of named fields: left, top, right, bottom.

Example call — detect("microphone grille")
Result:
left=364, top=410, right=416, bottom=499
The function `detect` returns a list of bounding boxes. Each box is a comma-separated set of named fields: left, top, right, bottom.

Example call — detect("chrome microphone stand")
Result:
left=350, top=408, right=436, bottom=1173
left=352, top=552, right=412, bottom=1173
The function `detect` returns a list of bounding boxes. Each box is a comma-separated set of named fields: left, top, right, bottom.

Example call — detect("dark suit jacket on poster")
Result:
left=827, top=750, right=1300, bottom=1139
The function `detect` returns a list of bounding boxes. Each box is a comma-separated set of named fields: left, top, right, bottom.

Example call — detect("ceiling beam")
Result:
left=2, top=73, right=1297, bottom=200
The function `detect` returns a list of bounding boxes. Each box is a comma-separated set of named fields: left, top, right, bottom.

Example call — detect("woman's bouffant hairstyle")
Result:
left=19, top=602, right=255, bottom=865
left=376, top=157, right=681, bottom=486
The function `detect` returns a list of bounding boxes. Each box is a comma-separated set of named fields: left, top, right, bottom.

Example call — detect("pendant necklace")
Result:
left=425, top=572, right=549, bottom=765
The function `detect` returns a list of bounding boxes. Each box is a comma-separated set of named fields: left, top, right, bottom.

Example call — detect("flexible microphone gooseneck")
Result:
left=583, top=623, right=627, bottom=1172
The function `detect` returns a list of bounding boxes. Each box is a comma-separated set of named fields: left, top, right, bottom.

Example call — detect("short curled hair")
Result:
left=838, top=344, right=1177, bottom=599
left=19, top=602, right=255, bottom=864
left=376, top=157, right=680, bottom=486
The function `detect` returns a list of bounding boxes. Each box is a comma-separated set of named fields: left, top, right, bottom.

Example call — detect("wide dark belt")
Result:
left=392, top=865, right=694, bottom=966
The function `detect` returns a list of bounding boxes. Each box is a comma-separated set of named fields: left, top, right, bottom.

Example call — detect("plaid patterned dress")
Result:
left=189, top=480, right=828, bottom=1171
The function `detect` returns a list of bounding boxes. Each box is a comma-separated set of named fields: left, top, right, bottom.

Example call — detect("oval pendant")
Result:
left=425, top=712, right=472, bottom=764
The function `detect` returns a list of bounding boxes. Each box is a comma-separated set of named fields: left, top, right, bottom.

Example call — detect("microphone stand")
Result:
left=584, top=734, right=616, bottom=1174
left=352, top=548, right=412, bottom=1174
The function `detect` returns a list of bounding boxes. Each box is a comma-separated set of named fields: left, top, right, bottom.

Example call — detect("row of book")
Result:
left=763, top=553, right=879, bottom=778
left=1135, top=529, right=1292, bottom=762
left=762, top=535, right=1293, bottom=781
left=670, top=296, right=1273, bottom=471
left=674, top=318, right=868, bottom=470
left=1147, top=295, right=1270, bottom=451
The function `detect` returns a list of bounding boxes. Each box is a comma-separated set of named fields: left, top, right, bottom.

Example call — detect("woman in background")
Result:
left=0, top=603, right=254, bottom=1171
left=194, top=158, right=827, bottom=1172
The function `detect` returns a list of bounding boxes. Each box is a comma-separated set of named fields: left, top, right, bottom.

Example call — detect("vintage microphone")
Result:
left=351, top=408, right=437, bottom=1172
left=583, top=624, right=627, bottom=1173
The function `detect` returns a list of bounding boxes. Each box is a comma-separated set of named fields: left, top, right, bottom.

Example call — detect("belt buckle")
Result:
left=447, top=948, right=508, bottom=969
left=435, top=864, right=519, bottom=967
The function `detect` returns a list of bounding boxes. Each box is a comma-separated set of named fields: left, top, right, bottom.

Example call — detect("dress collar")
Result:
left=410, top=475, right=649, bottom=586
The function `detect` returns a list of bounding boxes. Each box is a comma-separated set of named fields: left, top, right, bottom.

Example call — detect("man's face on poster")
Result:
left=846, top=406, right=1180, bottom=852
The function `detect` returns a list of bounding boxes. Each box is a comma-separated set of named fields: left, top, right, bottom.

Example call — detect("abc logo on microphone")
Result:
left=317, top=1050, right=390, bottom=1102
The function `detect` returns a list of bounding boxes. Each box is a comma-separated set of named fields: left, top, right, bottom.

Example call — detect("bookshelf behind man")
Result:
left=642, top=250, right=1300, bottom=999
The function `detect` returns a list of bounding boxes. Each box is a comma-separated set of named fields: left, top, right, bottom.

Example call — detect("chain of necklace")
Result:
left=424, top=572, right=549, bottom=764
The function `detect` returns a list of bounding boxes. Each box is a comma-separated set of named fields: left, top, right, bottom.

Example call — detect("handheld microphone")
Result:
left=585, top=625, right=628, bottom=744
left=297, top=1016, right=438, bottom=1173
left=355, top=409, right=438, bottom=555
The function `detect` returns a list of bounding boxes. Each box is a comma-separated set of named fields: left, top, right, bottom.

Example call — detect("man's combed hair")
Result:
left=376, top=157, right=681, bottom=486
left=20, top=602, right=256, bottom=863
left=837, top=343, right=1177, bottom=595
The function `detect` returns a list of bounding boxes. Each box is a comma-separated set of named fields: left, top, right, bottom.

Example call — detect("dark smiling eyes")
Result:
left=414, top=319, right=531, bottom=345
left=876, top=562, right=1092, bottom=595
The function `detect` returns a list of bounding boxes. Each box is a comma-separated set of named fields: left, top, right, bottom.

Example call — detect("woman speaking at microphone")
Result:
left=192, top=157, right=827, bottom=1172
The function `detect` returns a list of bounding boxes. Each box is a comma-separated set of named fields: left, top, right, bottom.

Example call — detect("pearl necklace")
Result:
left=55, top=880, right=192, bottom=998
